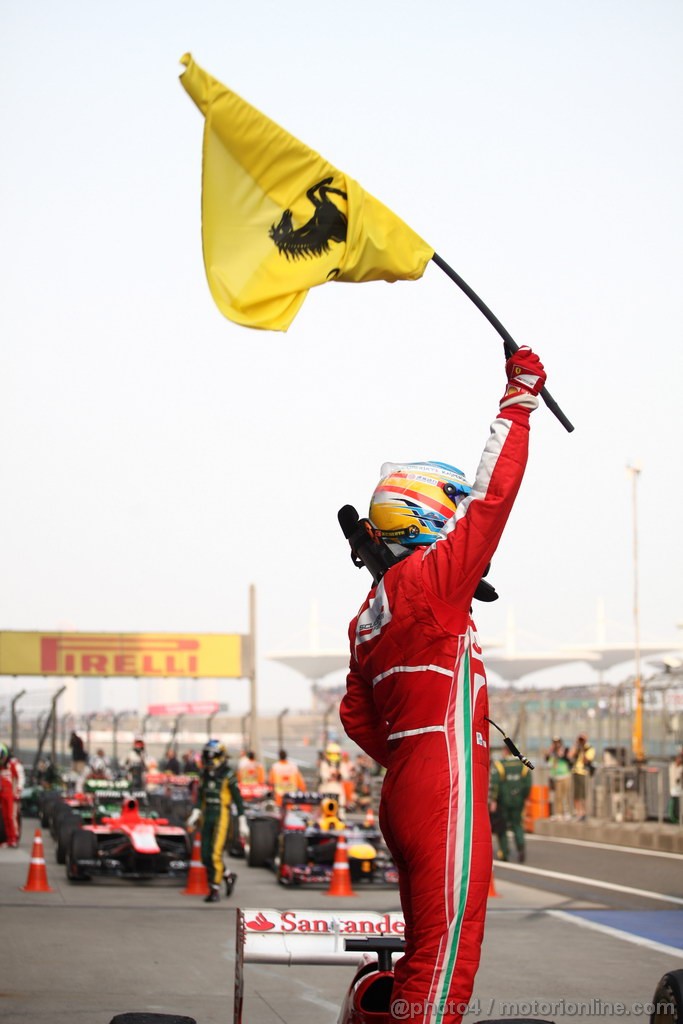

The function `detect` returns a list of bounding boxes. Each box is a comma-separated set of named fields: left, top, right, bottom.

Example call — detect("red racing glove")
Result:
left=500, top=347, right=547, bottom=412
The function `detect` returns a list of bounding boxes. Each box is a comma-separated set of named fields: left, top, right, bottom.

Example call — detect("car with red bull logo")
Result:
left=243, top=791, right=398, bottom=887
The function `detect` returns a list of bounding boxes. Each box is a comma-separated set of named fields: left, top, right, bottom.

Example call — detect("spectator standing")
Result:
left=546, top=737, right=573, bottom=820
left=268, top=750, right=305, bottom=805
left=340, top=750, right=356, bottom=808
left=88, top=748, right=111, bottom=780
left=354, top=753, right=373, bottom=809
left=163, top=748, right=181, bottom=774
left=570, top=733, right=595, bottom=821
left=182, top=750, right=200, bottom=773
left=69, top=731, right=88, bottom=793
left=125, top=736, right=148, bottom=790
left=668, top=750, right=682, bottom=824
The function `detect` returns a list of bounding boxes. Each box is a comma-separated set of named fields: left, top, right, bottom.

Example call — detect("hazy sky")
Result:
left=1, top=1, right=682, bottom=715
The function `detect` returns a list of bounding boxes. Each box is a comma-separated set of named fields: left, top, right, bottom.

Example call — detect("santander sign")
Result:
left=244, top=910, right=404, bottom=935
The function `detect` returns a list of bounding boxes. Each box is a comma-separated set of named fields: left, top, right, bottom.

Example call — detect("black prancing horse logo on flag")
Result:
left=270, top=177, right=347, bottom=272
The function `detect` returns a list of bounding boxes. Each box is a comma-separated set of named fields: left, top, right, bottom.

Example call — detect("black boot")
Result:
left=204, top=884, right=220, bottom=903
left=224, top=872, right=237, bottom=897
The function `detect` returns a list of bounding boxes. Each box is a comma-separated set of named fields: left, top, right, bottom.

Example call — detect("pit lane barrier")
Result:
left=234, top=907, right=405, bottom=1024
left=20, top=827, right=54, bottom=893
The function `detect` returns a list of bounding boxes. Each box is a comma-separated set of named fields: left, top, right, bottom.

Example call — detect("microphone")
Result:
left=337, top=506, right=399, bottom=585
left=338, top=505, right=360, bottom=540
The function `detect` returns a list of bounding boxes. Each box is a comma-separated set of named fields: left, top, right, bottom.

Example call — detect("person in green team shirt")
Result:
left=187, top=740, right=246, bottom=903
left=546, top=736, right=573, bottom=820
left=490, top=748, right=532, bottom=863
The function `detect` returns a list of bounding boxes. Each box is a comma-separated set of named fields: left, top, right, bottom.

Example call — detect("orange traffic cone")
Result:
left=182, top=832, right=210, bottom=896
left=488, top=866, right=501, bottom=899
left=363, top=806, right=376, bottom=828
left=20, top=828, right=54, bottom=893
left=326, top=832, right=356, bottom=897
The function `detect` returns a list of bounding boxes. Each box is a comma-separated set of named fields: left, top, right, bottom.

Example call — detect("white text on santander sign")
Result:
left=277, top=912, right=404, bottom=934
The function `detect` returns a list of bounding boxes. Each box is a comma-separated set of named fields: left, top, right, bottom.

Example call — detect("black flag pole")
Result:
left=432, top=253, right=574, bottom=433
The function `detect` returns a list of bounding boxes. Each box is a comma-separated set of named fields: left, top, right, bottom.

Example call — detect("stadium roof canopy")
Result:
left=267, top=650, right=349, bottom=681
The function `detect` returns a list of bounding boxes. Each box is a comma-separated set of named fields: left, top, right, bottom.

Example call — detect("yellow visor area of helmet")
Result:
left=369, top=461, right=471, bottom=546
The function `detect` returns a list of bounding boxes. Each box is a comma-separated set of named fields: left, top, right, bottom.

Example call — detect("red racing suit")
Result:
left=340, top=405, right=533, bottom=1024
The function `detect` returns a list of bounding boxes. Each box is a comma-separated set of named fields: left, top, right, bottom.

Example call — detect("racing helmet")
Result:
left=369, top=461, right=471, bottom=549
left=0, top=742, right=8, bottom=766
left=133, top=736, right=145, bottom=751
left=202, top=739, right=227, bottom=770
left=325, top=742, right=341, bottom=764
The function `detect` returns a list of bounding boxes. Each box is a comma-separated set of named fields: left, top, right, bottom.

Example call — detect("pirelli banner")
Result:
left=0, top=631, right=251, bottom=679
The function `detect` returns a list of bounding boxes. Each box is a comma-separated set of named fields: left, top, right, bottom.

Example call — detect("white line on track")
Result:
left=494, top=861, right=683, bottom=905
left=528, top=833, right=683, bottom=860
left=548, top=909, right=683, bottom=958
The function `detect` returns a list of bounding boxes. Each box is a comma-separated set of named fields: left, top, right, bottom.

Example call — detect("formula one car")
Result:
left=233, top=909, right=683, bottom=1024
left=65, top=795, right=191, bottom=882
left=47, top=779, right=144, bottom=864
left=245, top=791, right=398, bottom=887
left=103, top=907, right=683, bottom=1024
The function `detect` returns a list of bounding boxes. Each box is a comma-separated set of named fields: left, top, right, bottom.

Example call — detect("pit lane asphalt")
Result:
left=1, top=825, right=681, bottom=1024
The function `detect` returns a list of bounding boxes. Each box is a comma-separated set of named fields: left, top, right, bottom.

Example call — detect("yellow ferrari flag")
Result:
left=179, top=54, right=434, bottom=331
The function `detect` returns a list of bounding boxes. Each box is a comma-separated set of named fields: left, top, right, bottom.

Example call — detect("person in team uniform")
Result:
left=237, top=750, right=265, bottom=787
left=0, top=743, right=21, bottom=847
left=267, top=750, right=306, bottom=806
left=490, top=747, right=532, bottom=862
left=188, top=740, right=246, bottom=903
left=340, top=347, right=546, bottom=1024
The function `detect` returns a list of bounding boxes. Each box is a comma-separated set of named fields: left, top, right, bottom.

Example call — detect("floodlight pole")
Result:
left=277, top=708, right=290, bottom=753
left=85, top=711, right=98, bottom=755
left=207, top=705, right=225, bottom=739
left=241, top=713, right=251, bottom=752
left=322, top=703, right=335, bottom=749
left=248, top=584, right=261, bottom=758
left=627, top=464, right=645, bottom=762
left=112, top=710, right=130, bottom=767
left=11, top=688, right=26, bottom=754
left=50, top=686, right=67, bottom=764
